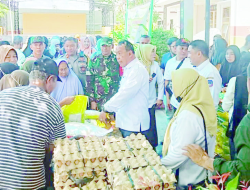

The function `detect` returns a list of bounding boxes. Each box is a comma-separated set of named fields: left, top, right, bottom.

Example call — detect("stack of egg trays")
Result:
left=121, top=155, right=164, bottom=190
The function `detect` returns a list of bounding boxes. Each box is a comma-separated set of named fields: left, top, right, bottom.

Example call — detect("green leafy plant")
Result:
left=109, top=24, right=130, bottom=44
left=225, top=173, right=240, bottom=190
left=195, top=172, right=242, bottom=190
left=0, top=2, right=9, bottom=18
left=151, top=28, right=176, bottom=59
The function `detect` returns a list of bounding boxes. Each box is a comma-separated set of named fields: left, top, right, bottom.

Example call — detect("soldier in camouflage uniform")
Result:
left=86, top=37, right=120, bottom=110
left=25, top=36, right=50, bottom=61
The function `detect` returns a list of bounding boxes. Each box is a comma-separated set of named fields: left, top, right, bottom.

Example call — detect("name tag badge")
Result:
left=208, top=80, right=213, bottom=87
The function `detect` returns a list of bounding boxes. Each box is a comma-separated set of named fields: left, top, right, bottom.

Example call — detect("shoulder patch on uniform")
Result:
left=208, top=79, right=213, bottom=87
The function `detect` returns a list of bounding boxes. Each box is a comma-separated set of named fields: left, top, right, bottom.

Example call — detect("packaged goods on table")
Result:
left=53, top=133, right=176, bottom=190
left=216, top=105, right=230, bottom=160
left=62, top=95, right=88, bottom=123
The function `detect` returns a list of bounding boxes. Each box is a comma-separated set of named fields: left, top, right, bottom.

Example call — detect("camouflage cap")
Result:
left=100, top=37, right=113, bottom=46
left=31, top=36, right=45, bottom=44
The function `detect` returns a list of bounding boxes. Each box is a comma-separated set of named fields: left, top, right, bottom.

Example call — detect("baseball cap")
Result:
left=176, top=38, right=190, bottom=47
left=31, top=58, right=61, bottom=82
left=30, top=36, right=45, bottom=44
left=100, top=37, right=113, bottom=46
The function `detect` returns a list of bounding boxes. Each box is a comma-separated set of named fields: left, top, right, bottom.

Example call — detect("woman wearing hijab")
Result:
left=90, top=38, right=102, bottom=59
left=79, top=36, right=96, bottom=58
left=0, top=70, right=29, bottom=91
left=210, top=38, right=227, bottom=70
left=0, top=45, right=18, bottom=65
left=220, top=45, right=241, bottom=88
left=222, top=52, right=250, bottom=159
left=135, top=44, right=164, bottom=148
left=88, top=36, right=96, bottom=48
left=49, top=37, right=61, bottom=59
left=51, top=59, right=84, bottom=103
left=184, top=95, right=250, bottom=182
left=161, top=68, right=217, bottom=188
left=0, top=62, right=19, bottom=79
left=43, top=36, right=54, bottom=59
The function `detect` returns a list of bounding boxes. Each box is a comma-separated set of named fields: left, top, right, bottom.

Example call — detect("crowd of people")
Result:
left=0, top=33, right=249, bottom=189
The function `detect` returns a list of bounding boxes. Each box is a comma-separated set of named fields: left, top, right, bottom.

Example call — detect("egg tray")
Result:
left=109, top=170, right=133, bottom=190
left=143, top=152, right=162, bottom=166
left=54, top=135, right=176, bottom=190
left=54, top=176, right=108, bottom=190
left=54, top=166, right=106, bottom=181
left=81, top=150, right=107, bottom=168
left=80, top=180, right=108, bottom=190
left=126, top=139, right=152, bottom=150
left=106, top=160, right=124, bottom=178
left=128, top=166, right=176, bottom=190
left=142, top=157, right=176, bottom=190
left=124, top=133, right=146, bottom=141
left=106, top=150, right=134, bottom=161
left=106, top=155, right=148, bottom=181
left=79, top=142, right=104, bottom=151
left=54, top=179, right=77, bottom=190
left=103, top=141, right=130, bottom=152
left=121, top=156, right=148, bottom=169
left=54, top=152, right=85, bottom=174
left=54, top=138, right=78, bottom=147
left=129, top=166, right=162, bottom=190
left=103, top=136, right=124, bottom=144
left=57, top=186, right=81, bottom=190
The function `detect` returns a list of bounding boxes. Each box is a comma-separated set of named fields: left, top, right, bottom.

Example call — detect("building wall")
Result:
left=193, top=4, right=205, bottom=35
left=216, top=0, right=231, bottom=43
left=230, top=0, right=250, bottom=47
left=165, top=4, right=180, bottom=36
left=22, top=13, right=87, bottom=35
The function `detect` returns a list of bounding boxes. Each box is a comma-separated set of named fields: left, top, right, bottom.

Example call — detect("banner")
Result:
left=127, top=3, right=151, bottom=43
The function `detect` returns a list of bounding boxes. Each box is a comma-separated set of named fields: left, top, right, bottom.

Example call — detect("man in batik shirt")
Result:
left=86, top=37, right=120, bottom=110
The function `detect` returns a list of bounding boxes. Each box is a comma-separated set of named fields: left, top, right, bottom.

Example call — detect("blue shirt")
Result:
left=160, top=52, right=174, bottom=70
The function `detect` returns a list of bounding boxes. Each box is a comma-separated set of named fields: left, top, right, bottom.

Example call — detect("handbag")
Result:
left=176, top=105, right=209, bottom=190
left=165, top=58, right=186, bottom=97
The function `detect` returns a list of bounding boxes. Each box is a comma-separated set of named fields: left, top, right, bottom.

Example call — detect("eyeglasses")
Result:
left=0, top=68, right=21, bottom=87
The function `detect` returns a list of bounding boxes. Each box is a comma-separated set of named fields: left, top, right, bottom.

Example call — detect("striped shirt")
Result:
left=0, top=86, right=66, bottom=190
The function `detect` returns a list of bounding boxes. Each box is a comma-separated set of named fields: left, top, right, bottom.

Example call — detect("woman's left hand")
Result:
left=149, top=77, right=153, bottom=82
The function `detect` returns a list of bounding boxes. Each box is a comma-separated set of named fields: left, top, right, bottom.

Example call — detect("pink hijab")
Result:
left=79, top=36, right=96, bottom=58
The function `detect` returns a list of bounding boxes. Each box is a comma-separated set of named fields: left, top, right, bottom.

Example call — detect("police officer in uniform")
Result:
left=188, top=40, right=222, bottom=108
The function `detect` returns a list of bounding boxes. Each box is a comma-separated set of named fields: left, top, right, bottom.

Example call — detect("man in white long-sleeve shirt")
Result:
left=99, top=40, right=150, bottom=137
left=188, top=40, right=222, bottom=108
